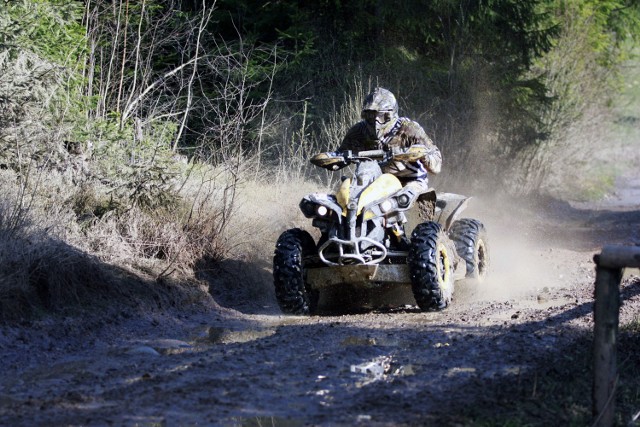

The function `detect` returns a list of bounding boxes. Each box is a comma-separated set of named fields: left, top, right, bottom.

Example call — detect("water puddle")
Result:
left=350, top=356, right=416, bottom=387
left=199, top=326, right=277, bottom=344
left=480, top=365, right=529, bottom=379
left=445, top=366, right=477, bottom=377
left=350, top=356, right=392, bottom=379
left=340, top=335, right=402, bottom=347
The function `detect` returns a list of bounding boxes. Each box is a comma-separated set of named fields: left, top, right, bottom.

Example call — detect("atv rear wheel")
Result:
left=450, top=218, right=489, bottom=281
left=408, top=222, right=455, bottom=311
left=273, top=228, right=319, bottom=315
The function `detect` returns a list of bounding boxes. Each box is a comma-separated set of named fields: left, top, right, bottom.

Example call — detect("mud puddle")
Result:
left=198, top=326, right=278, bottom=345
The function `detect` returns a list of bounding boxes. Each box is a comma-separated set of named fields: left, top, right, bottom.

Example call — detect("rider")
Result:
left=338, top=87, right=442, bottom=216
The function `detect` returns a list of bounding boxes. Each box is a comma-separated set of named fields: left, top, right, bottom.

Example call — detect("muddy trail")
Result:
left=1, top=178, right=640, bottom=426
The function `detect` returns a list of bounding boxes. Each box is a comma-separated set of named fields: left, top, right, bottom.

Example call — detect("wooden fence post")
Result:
left=592, top=261, right=621, bottom=427
left=592, top=245, right=640, bottom=427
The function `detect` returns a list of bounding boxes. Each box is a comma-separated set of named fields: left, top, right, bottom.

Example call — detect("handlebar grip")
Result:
left=356, top=149, right=386, bottom=158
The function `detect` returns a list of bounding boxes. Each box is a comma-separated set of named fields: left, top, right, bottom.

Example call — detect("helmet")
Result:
left=361, top=87, right=399, bottom=139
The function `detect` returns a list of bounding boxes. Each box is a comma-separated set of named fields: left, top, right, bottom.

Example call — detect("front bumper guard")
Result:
left=318, top=236, right=388, bottom=266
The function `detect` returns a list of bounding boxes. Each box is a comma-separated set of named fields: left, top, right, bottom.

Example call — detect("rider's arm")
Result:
left=421, top=144, right=442, bottom=174
left=402, top=121, right=442, bottom=175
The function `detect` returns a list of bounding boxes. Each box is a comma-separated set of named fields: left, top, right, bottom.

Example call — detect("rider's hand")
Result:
left=390, top=146, right=405, bottom=156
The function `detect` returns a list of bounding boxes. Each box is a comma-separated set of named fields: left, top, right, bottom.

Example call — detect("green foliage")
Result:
left=6, top=0, right=84, bottom=59
left=91, top=134, right=185, bottom=213
left=0, top=0, right=90, bottom=175
left=0, top=0, right=86, bottom=89
left=552, top=0, right=639, bottom=67
left=510, top=0, right=640, bottom=196
left=570, top=167, right=618, bottom=202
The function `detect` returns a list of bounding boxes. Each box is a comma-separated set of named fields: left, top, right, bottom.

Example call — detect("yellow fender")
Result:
left=336, top=174, right=402, bottom=217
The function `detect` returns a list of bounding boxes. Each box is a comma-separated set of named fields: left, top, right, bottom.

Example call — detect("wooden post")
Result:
left=598, top=245, right=640, bottom=269
left=592, top=262, right=621, bottom=427
left=592, top=245, right=640, bottom=427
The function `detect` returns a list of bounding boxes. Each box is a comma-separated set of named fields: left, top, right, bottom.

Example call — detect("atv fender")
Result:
left=434, top=192, right=471, bottom=231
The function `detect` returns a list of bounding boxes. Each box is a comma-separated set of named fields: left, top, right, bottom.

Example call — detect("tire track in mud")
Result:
left=0, top=277, right=614, bottom=426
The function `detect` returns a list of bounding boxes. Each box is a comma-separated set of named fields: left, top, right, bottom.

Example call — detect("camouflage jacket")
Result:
left=338, top=117, right=442, bottom=182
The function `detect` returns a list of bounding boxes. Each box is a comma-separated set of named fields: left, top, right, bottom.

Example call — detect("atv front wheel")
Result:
left=450, top=218, right=489, bottom=281
left=273, top=228, right=319, bottom=315
left=408, top=222, right=455, bottom=311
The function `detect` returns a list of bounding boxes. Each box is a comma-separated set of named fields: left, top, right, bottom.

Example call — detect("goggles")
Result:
left=361, top=110, right=392, bottom=124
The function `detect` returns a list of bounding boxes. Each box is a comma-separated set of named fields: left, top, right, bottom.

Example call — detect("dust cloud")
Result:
left=458, top=192, right=596, bottom=305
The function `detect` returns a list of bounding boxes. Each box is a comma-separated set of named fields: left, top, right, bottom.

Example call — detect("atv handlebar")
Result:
left=353, top=149, right=387, bottom=159
left=310, top=145, right=429, bottom=170
left=309, top=150, right=387, bottom=170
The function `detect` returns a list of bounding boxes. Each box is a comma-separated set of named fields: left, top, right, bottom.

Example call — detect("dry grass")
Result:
left=0, top=162, right=235, bottom=321
left=0, top=172, right=117, bottom=319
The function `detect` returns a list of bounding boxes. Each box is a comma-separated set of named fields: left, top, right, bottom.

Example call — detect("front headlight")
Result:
left=300, top=195, right=340, bottom=220
left=380, top=199, right=394, bottom=213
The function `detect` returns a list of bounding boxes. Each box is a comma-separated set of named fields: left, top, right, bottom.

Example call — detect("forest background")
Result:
left=0, top=0, right=639, bottom=319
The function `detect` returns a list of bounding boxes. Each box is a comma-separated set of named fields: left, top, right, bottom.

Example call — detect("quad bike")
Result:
left=273, top=146, right=489, bottom=315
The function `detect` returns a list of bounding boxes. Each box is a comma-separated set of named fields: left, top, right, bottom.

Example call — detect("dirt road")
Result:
left=1, top=179, right=639, bottom=426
